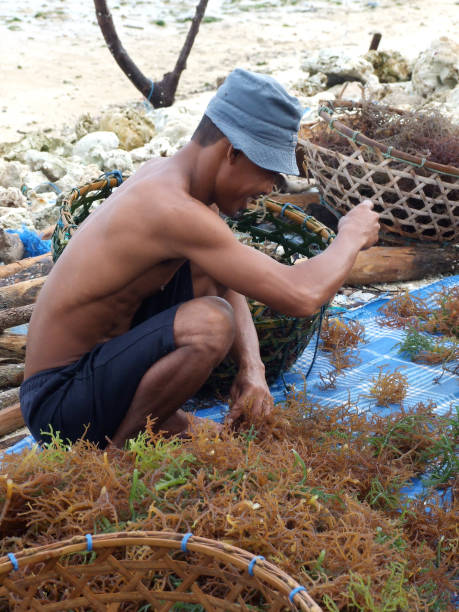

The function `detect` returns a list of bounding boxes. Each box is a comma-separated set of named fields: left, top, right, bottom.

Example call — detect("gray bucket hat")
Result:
left=205, top=68, right=303, bottom=176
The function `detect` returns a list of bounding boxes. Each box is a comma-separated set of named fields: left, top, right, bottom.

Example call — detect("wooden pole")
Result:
left=0, top=364, right=24, bottom=389
left=369, top=33, right=382, bottom=51
left=0, top=335, right=27, bottom=360
left=0, top=253, right=51, bottom=281
left=346, top=245, right=458, bottom=285
left=0, top=304, right=34, bottom=332
left=0, top=277, right=45, bottom=310
left=0, top=402, right=24, bottom=437
left=0, top=387, right=20, bottom=411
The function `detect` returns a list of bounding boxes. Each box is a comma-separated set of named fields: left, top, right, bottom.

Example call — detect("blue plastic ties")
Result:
left=288, top=585, right=307, bottom=603
left=352, top=130, right=360, bottom=143
left=104, top=170, right=123, bottom=186
left=248, top=555, right=265, bottom=576
left=143, top=79, right=155, bottom=108
left=280, top=203, right=306, bottom=218
left=7, top=553, right=19, bottom=571
left=181, top=532, right=193, bottom=553
left=85, top=534, right=93, bottom=552
left=383, top=145, right=393, bottom=159
left=147, top=80, right=155, bottom=103
left=46, top=182, right=62, bottom=194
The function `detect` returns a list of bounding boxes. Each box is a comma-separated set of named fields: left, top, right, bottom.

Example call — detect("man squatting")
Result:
left=20, top=69, right=380, bottom=448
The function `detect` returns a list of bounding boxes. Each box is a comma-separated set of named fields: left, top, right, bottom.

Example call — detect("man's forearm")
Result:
left=223, top=288, right=264, bottom=373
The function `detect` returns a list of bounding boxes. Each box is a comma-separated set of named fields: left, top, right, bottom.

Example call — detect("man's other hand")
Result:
left=225, top=367, right=274, bottom=426
left=338, top=199, right=380, bottom=250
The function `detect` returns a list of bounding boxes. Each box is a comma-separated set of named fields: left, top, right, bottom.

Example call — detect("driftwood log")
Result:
left=0, top=334, right=27, bottom=360
left=0, top=387, right=20, bottom=411
left=346, top=245, right=458, bottom=286
left=0, top=254, right=52, bottom=287
left=0, top=277, right=46, bottom=310
left=0, top=364, right=24, bottom=389
left=0, top=304, right=34, bottom=332
left=0, top=403, right=24, bottom=437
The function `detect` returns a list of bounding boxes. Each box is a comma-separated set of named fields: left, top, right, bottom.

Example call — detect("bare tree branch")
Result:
left=94, top=0, right=209, bottom=107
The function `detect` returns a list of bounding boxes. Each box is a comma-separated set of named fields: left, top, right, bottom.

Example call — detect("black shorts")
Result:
left=20, top=262, right=193, bottom=449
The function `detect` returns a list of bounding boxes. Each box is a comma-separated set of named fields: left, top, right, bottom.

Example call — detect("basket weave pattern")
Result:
left=0, top=532, right=321, bottom=611
left=299, top=102, right=459, bottom=243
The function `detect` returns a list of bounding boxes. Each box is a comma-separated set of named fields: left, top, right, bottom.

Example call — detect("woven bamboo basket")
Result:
left=51, top=175, right=334, bottom=393
left=298, top=99, right=459, bottom=243
left=0, top=531, right=321, bottom=611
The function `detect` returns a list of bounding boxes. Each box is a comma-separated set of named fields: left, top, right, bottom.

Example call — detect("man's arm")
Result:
left=223, top=289, right=273, bottom=424
left=191, top=263, right=273, bottom=423
left=166, top=199, right=380, bottom=317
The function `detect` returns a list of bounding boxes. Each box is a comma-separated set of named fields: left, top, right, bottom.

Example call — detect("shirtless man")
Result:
left=21, top=69, right=380, bottom=449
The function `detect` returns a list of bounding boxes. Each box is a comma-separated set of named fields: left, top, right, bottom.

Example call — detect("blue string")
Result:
left=7, top=553, right=18, bottom=571
left=45, top=182, right=62, bottom=194
left=304, top=305, right=326, bottom=380
left=320, top=195, right=342, bottom=221
left=248, top=555, right=265, bottom=576
left=181, top=532, right=193, bottom=553
left=280, top=202, right=306, bottom=218
left=143, top=79, right=155, bottom=107
left=85, top=534, right=93, bottom=552
left=288, top=585, right=306, bottom=603
left=103, top=170, right=123, bottom=186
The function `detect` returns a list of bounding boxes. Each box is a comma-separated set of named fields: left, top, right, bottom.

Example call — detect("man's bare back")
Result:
left=26, top=158, right=209, bottom=377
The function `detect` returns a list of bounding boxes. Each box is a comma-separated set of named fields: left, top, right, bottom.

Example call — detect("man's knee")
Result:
left=174, top=296, right=235, bottom=357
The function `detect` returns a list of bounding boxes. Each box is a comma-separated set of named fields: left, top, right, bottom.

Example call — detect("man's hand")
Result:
left=225, top=366, right=274, bottom=426
left=338, top=199, right=380, bottom=250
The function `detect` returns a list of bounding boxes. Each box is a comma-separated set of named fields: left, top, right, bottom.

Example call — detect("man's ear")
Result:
left=226, top=144, right=240, bottom=165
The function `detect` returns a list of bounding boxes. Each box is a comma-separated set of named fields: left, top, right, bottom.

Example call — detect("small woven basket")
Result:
left=0, top=531, right=321, bottom=611
left=298, top=99, right=459, bottom=243
left=51, top=176, right=334, bottom=393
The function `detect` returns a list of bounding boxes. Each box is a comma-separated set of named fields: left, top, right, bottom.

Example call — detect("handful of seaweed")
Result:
left=310, top=101, right=459, bottom=168
left=367, top=366, right=408, bottom=407
left=0, top=397, right=457, bottom=610
left=319, top=316, right=366, bottom=375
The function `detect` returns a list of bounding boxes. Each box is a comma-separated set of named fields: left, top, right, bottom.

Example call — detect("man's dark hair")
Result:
left=191, top=114, right=225, bottom=146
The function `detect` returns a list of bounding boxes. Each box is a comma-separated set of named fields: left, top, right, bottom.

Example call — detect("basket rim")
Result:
left=300, top=98, right=459, bottom=178
left=0, top=530, right=321, bottom=611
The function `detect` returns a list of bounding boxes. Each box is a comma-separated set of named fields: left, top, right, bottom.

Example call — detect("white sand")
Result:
left=1, top=0, right=458, bottom=143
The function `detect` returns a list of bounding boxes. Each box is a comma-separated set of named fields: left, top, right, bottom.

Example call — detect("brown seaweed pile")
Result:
left=367, top=367, right=408, bottom=407
left=378, top=287, right=459, bottom=376
left=379, top=287, right=459, bottom=338
left=319, top=317, right=366, bottom=374
left=309, top=102, right=459, bottom=168
left=0, top=396, right=457, bottom=611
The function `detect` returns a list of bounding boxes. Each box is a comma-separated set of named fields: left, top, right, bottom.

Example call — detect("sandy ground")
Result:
left=1, top=0, right=458, bottom=143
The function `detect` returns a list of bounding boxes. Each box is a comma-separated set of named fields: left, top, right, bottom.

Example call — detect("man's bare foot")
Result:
left=160, top=409, right=223, bottom=438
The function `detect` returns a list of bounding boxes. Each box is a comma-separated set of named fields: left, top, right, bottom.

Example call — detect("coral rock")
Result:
left=99, top=108, right=156, bottom=151
left=364, top=50, right=411, bottom=83
left=0, top=187, right=27, bottom=208
left=24, top=150, right=67, bottom=182
left=0, top=206, right=34, bottom=230
left=72, top=131, right=119, bottom=161
left=301, top=48, right=377, bottom=87
left=412, top=37, right=459, bottom=98
left=0, top=160, right=28, bottom=189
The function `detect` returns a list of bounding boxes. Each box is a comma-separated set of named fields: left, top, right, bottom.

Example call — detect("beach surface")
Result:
left=1, top=0, right=458, bottom=142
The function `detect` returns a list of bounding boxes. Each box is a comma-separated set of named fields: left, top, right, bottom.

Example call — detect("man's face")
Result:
left=214, top=149, right=277, bottom=217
